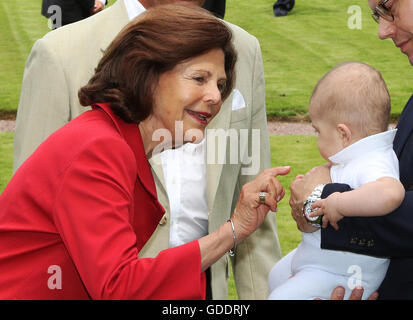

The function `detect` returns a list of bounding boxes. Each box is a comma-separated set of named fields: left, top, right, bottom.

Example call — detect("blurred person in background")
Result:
left=273, top=0, right=295, bottom=17
left=203, top=0, right=226, bottom=18
left=41, top=0, right=107, bottom=29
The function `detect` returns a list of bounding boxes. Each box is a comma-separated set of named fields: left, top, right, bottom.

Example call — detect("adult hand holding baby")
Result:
left=327, top=286, right=378, bottom=300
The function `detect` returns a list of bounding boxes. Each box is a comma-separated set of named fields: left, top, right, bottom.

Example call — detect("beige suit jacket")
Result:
left=14, top=0, right=282, bottom=299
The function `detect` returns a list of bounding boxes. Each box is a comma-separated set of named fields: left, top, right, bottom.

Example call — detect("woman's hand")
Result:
left=231, top=166, right=291, bottom=242
left=199, top=166, right=290, bottom=272
left=289, top=164, right=331, bottom=232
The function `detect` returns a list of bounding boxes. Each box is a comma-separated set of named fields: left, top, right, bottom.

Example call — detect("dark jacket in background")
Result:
left=202, top=0, right=226, bottom=19
left=273, top=0, right=295, bottom=16
left=41, top=0, right=95, bottom=28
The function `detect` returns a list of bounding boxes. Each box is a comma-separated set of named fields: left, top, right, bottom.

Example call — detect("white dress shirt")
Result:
left=124, top=0, right=146, bottom=20
left=161, top=140, right=209, bottom=248
left=329, top=129, right=399, bottom=184
left=123, top=1, right=210, bottom=248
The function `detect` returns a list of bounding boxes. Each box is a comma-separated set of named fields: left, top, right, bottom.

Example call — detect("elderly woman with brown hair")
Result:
left=0, top=5, right=288, bottom=299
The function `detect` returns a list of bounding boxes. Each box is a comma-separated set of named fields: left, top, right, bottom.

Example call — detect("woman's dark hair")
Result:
left=78, top=4, right=237, bottom=123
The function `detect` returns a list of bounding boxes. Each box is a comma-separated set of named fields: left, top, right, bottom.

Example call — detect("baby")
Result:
left=268, top=62, right=405, bottom=300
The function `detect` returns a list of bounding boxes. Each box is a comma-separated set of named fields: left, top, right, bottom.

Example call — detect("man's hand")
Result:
left=289, top=164, right=332, bottom=232
left=289, top=175, right=319, bottom=232
left=329, top=286, right=379, bottom=300
left=91, top=1, right=105, bottom=14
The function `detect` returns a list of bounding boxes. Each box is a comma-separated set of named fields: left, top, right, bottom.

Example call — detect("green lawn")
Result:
left=0, top=0, right=411, bottom=118
left=0, top=133, right=13, bottom=190
left=0, top=0, right=49, bottom=114
left=226, top=0, right=412, bottom=120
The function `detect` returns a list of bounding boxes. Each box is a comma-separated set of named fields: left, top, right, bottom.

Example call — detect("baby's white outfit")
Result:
left=268, top=129, right=399, bottom=300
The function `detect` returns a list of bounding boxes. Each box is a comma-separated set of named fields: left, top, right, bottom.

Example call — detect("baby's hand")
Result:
left=310, top=192, right=344, bottom=230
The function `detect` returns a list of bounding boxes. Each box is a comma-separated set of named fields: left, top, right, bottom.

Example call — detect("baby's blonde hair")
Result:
left=310, top=62, right=390, bottom=137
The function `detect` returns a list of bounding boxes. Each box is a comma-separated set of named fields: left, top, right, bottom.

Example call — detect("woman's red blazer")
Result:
left=0, top=103, right=205, bottom=299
